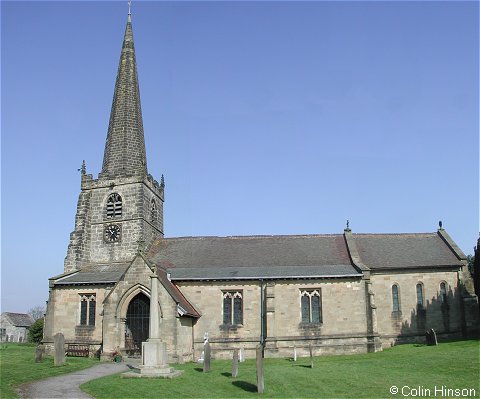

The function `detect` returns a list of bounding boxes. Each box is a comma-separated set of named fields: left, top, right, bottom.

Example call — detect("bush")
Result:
left=28, top=318, right=44, bottom=343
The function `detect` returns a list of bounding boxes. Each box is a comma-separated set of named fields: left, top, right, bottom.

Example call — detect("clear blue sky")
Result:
left=2, top=1, right=478, bottom=313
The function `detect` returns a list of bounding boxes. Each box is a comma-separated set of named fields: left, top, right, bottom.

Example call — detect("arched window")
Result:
left=440, top=282, right=447, bottom=303
left=392, top=284, right=400, bottom=312
left=79, top=294, right=96, bottom=326
left=416, top=283, right=424, bottom=309
left=300, top=289, right=322, bottom=324
left=223, top=291, right=243, bottom=325
left=150, top=199, right=157, bottom=223
left=106, top=193, right=122, bottom=218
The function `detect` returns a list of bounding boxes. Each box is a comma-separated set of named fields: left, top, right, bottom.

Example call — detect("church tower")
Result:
left=64, top=11, right=164, bottom=272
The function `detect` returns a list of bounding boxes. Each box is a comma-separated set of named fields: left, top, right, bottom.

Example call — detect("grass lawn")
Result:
left=82, top=340, right=480, bottom=398
left=0, top=343, right=99, bottom=399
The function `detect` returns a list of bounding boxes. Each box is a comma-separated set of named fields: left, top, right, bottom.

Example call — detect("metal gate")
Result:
left=125, top=293, right=150, bottom=356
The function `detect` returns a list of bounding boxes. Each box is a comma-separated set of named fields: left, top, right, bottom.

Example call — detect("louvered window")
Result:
left=79, top=294, right=96, bottom=326
left=151, top=199, right=157, bottom=223
left=300, top=289, right=322, bottom=324
left=223, top=291, right=243, bottom=325
left=106, top=193, right=122, bottom=218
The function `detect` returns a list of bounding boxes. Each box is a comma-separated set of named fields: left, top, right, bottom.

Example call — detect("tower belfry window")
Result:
left=106, top=193, right=122, bottom=218
left=150, top=199, right=157, bottom=223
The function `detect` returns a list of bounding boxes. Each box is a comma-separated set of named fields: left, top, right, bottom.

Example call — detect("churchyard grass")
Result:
left=0, top=343, right=98, bottom=399
left=82, top=340, right=480, bottom=398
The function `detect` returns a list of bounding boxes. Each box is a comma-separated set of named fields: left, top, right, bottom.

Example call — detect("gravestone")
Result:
left=430, top=329, right=438, bottom=345
left=293, top=346, right=297, bottom=361
left=256, top=344, right=264, bottom=394
left=54, top=332, right=65, bottom=366
left=239, top=347, right=245, bottom=362
left=35, top=344, right=45, bottom=363
left=232, top=349, right=239, bottom=378
left=309, top=344, right=314, bottom=368
left=425, top=329, right=438, bottom=346
left=203, top=342, right=211, bottom=373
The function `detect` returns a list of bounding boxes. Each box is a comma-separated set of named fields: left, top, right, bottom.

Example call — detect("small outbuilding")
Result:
left=0, top=312, right=34, bottom=343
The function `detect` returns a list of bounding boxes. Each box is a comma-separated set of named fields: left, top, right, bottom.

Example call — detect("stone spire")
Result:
left=100, top=11, right=147, bottom=179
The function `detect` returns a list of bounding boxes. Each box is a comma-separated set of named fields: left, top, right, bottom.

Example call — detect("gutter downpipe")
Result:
left=260, top=279, right=266, bottom=357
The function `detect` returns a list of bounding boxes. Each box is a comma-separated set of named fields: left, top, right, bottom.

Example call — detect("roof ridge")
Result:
left=163, top=234, right=344, bottom=240
left=353, top=232, right=437, bottom=236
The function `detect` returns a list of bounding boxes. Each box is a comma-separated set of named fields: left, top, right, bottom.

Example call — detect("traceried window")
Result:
left=150, top=199, right=157, bottom=223
left=106, top=193, right=122, bottom=218
left=392, top=284, right=400, bottom=312
left=301, top=289, right=322, bottom=324
left=440, top=282, right=448, bottom=303
left=223, top=291, right=243, bottom=325
left=80, top=294, right=96, bottom=326
left=416, top=283, right=424, bottom=309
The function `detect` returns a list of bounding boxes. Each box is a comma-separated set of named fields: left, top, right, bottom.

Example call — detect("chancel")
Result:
left=42, top=6, right=479, bottom=362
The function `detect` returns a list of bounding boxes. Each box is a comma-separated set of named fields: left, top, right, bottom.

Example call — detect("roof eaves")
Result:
left=171, top=273, right=363, bottom=282
left=370, top=264, right=462, bottom=273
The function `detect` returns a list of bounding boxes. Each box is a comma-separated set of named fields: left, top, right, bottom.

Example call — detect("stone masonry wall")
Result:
left=64, top=174, right=164, bottom=272
left=64, top=187, right=92, bottom=272
left=43, top=286, right=106, bottom=344
left=371, top=269, right=462, bottom=347
left=178, top=277, right=369, bottom=359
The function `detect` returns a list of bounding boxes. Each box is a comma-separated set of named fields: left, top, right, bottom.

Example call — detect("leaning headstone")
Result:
left=426, top=329, right=438, bottom=346
left=293, top=346, right=297, bottom=362
left=430, top=329, right=438, bottom=345
left=203, top=342, right=211, bottom=373
left=309, top=344, right=314, bottom=368
left=256, top=344, right=264, bottom=394
left=239, top=347, right=245, bottom=362
left=35, top=344, right=45, bottom=363
left=232, top=349, right=239, bottom=378
left=54, top=332, right=65, bottom=366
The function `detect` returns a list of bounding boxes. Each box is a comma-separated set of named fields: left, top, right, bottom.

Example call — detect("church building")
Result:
left=43, top=11, right=479, bottom=361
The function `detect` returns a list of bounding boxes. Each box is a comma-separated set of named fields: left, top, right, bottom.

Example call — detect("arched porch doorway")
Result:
left=125, top=292, right=150, bottom=356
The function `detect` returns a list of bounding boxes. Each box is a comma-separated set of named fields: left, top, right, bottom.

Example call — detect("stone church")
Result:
left=43, top=12, right=479, bottom=361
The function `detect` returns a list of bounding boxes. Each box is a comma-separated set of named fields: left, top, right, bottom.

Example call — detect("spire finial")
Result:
left=160, top=174, right=165, bottom=188
left=78, top=160, right=86, bottom=175
left=128, top=0, right=132, bottom=16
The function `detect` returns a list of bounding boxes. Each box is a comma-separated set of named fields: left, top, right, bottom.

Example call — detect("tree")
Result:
left=28, top=318, right=44, bottom=343
left=28, top=305, right=45, bottom=321
left=471, top=243, right=480, bottom=300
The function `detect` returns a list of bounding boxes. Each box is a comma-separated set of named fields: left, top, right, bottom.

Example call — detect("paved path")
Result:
left=17, top=363, right=130, bottom=399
